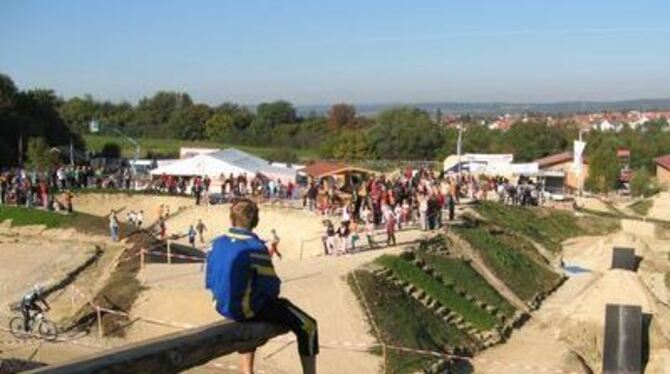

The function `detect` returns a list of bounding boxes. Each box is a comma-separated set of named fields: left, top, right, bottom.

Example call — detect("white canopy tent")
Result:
left=150, top=148, right=297, bottom=182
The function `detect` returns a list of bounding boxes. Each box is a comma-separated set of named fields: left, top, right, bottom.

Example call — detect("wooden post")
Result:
left=96, top=307, right=103, bottom=339
left=167, top=240, right=172, bottom=264
left=140, top=248, right=145, bottom=269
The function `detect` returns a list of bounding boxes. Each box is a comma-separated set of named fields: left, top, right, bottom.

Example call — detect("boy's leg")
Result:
left=253, top=298, right=318, bottom=374
left=239, top=351, right=255, bottom=374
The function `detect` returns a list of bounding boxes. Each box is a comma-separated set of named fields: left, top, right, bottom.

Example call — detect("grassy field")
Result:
left=375, top=255, right=497, bottom=330
left=348, top=270, right=475, bottom=373
left=474, top=201, right=617, bottom=252
left=0, top=206, right=108, bottom=235
left=416, top=251, right=516, bottom=318
left=84, top=134, right=319, bottom=161
left=452, top=226, right=562, bottom=302
left=630, top=199, right=653, bottom=216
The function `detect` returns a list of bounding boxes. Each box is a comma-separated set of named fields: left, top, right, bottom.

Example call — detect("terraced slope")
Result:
left=416, top=251, right=516, bottom=319
left=452, top=225, right=562, bottom=303
left=474, top=201, right=617, bottom=252
left=349, top=269, right=477, bottom=374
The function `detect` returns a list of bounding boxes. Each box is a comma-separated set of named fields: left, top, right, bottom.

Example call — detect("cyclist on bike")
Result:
left=20, top=285, right=50, bottom=332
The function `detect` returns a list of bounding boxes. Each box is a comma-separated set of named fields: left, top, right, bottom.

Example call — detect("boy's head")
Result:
left=230, top=198, right=259, bottom=230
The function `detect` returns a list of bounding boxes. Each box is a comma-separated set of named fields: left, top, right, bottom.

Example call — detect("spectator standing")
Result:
left=196, top=219, right=207, bottom=244
left=109, top=210, right=119, bottom=242
left=386, top=212, right=397, bottom=246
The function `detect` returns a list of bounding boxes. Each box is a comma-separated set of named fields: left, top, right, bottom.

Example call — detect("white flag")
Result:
left=573, top=140, right=586, bottom=172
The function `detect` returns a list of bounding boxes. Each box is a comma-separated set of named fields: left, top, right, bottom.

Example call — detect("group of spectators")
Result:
left=150, top=172, right=297, bottom=206
left=313, top=167, right=547, bottom=256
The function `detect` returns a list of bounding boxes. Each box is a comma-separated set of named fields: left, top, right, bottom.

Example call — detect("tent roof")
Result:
left=150, top=148, right=296, bottom=181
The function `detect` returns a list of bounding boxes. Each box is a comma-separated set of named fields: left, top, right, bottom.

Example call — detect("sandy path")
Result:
left=473, top=229, right=670, bottom=373
left=647, top=192, right=670, bottom=222
left=123, top=234, right=424, bottom=374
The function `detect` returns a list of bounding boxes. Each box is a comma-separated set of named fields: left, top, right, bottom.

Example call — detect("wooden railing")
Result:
left=28, top=321, right=288, bottom=374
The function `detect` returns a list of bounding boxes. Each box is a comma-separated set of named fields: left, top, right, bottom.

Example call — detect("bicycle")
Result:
left=8, top=304, right=58, bottom=341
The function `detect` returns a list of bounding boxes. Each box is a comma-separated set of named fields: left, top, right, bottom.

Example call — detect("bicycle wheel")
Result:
left=37, top=319, right=58, bottom=341
left=9, top=316, right=28, bottom=339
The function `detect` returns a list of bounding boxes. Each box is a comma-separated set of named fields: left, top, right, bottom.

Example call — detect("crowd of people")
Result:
left=151, top=172, right=297, bottom=205
left=311, top=167, right=548, bottom=255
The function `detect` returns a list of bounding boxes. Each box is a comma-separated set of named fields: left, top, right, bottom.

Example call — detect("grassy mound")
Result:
left=416, top=251, right=516, bottom=318
left=376, top=255, right=497, bottom=330
left=630, top=199, right=653, bottom=216
left=474, top=201, right=616, bottom=252
left=452, top=226, right=561, bottom=302
left=348, top=270, right=476, bottom=373
left=0, top=206, right=108, bottom=235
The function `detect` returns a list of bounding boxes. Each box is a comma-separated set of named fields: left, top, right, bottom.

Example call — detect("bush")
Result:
left=100, top=142, right=121, bottom=158
left=630, top=168, right=660, bottom=197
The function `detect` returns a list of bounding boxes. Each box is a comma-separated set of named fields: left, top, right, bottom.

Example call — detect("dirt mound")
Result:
left=165, top=204, right=327, bottom=259
left=556, top=269, right=656, bottom=371
left=73, top=193, right=194, bottom=224
left=647, top=192, right=670, bottom=221
left=562, top=231, right=646, bottom=272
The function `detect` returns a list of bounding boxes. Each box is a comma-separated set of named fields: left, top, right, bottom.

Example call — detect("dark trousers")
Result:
left=250, top=298, right=319, bottom=357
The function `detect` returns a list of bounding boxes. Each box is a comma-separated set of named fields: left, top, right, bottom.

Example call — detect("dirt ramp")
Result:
left=165, top=204, right=326, bottom=259
left=73, top=193, right=194, bottom=224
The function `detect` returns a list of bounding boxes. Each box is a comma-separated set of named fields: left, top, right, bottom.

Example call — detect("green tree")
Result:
left=368, top=107, right=445, bottom=160
left=630, top=168, right=659, bottom=197
left=586, top=139, right=620, bottom=193
left=100, top=142, right=121, bottom=158
left=166, top=104, right=211, bottom=140
left=214, top=102, right=253, bottom=131
left=503, top=121, right=569, bottom=161
left=255, top=100, right=296, bottom=128
left=132, top=91, right=192, bottom=136
left=320, top=130, right=369, bottom=160
left=205, top=113, right=237, bottom=142
left=26, top=137, right=58, bottom=170
left=376, top=106, right=432, bottom=127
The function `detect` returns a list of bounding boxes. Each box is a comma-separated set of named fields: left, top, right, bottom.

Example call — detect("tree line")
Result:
left=2, top=71, right=670, bottom=193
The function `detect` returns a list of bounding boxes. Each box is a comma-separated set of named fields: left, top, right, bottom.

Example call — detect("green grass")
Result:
left=348, top=270, right=475, bottom=374
left=665, top=272, right=670, bottom=292
left=630, top=199, right=653, bottom=216
left=452, top=226, right=562, bottom=302
left=474, top=201, right=616, bottom=252
left=0, top=206, right=108, bottom=235
left=416, top=251, right=516, bottom=318
left=84, top=134, right=318, bottom=161
left=375, top=255, right=497, bottom=330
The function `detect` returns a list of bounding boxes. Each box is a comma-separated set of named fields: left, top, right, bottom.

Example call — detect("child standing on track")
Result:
left=188, top=225, right=197, bottom=247
left=269, top=229, right=282, bottom=259
left=386, top=212, right=397, bottom=246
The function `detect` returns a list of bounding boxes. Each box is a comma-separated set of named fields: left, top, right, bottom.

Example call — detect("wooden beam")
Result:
left=28, top=321, right=288, bottom=374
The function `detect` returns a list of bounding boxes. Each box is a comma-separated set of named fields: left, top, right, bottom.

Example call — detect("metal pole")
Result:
left=457, top=123, right=463, bottom=175
left=18, top=134, right=23, bottom=167
left=167, top=239, right=172, bottom=264
left=97, top=307, right=103, bottom=338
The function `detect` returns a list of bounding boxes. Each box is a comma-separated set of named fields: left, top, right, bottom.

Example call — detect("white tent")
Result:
left=443, top=153, right=514, bottom=173
left=150, top=148, right=297, bottom=182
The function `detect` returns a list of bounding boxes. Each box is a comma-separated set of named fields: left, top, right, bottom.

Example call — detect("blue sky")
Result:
left=1, top=0, right=670, bottom=105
